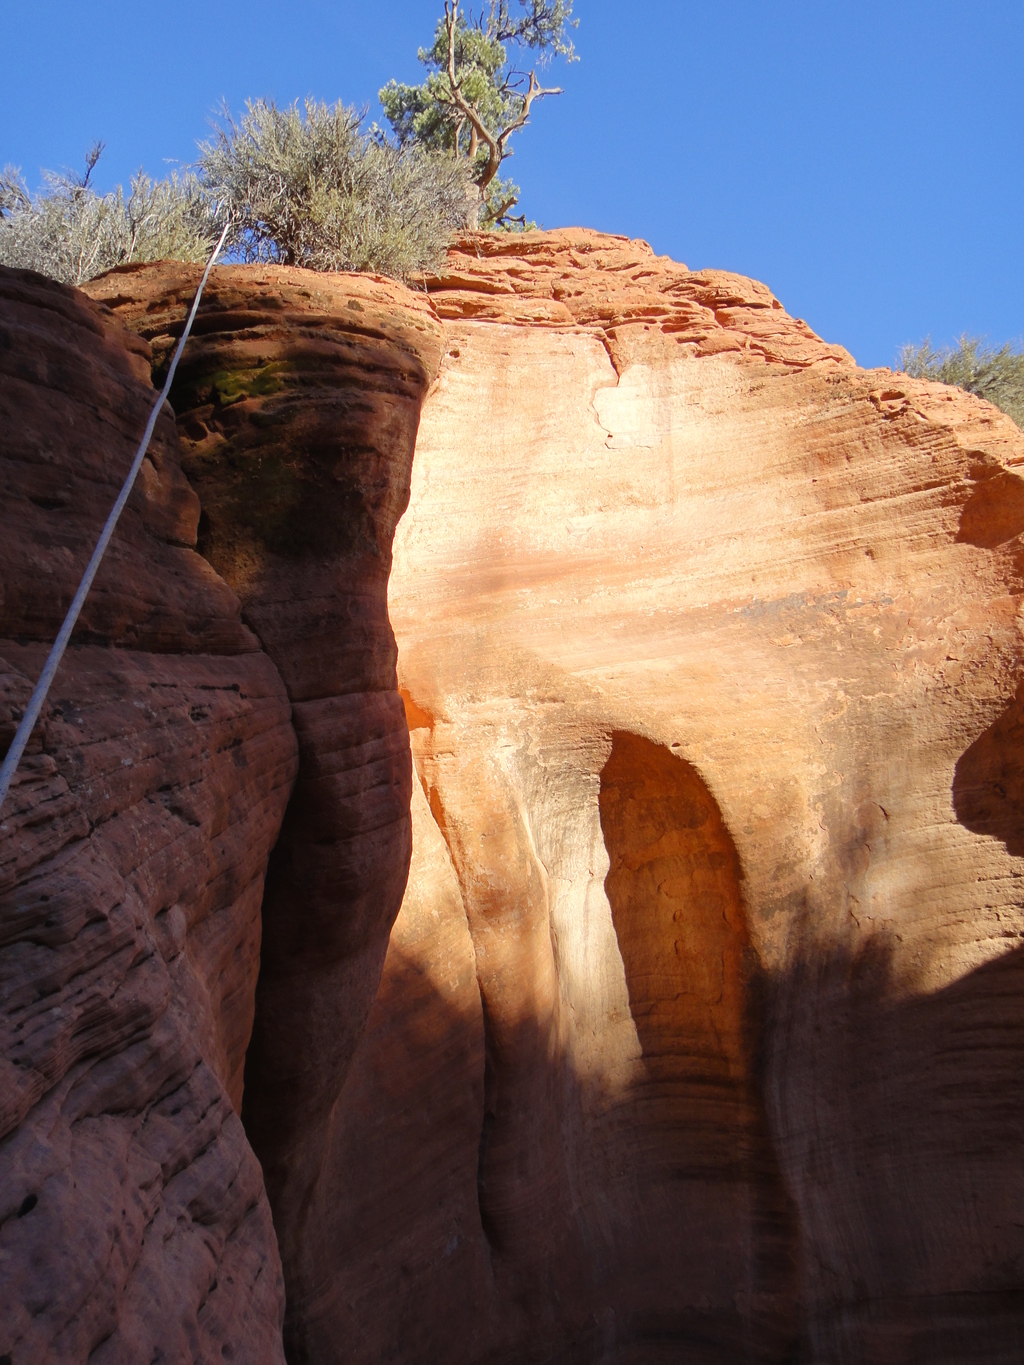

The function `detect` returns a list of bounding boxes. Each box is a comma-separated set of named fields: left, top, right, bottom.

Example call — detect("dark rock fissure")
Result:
left=87, top=262, right=447, bottom=1360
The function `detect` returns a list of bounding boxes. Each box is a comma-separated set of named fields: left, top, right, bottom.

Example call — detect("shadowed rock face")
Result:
left=600, top=731, right=750, bottom=1083
left=85, top=262, right=446, bottom=1360
left=595, top=732, right=798, bottom=1357
left=0, top=267, right=296, bottom=1363
left=954, top=678, right=1024, bottom=855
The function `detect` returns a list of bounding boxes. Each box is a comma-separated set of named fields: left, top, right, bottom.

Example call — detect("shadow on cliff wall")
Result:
left=260, top=718, right=1024, bottom=1364
left=953, top=678, right=1024, bottom=854
left=170, top=349, right=414, bottom=573
left=764, top=928, right=1024, bottom=1364
left=956, top=463, right=1024, bottom=555
left=303, top=925, right=801, bottom=1365
left=297, top=728, right=806, bottom=1365
left=599, top=732, right=751, bottom=1087
left=953, top=479, right=1024, bottom=854
left=597, top=732, right=801, bottom=1362
left=591, top=718, right=1024, bottom=1363
left=288, top=941, right=502, bottom=1365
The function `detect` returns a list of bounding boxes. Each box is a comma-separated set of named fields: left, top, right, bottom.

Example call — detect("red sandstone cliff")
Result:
left=2, top=230, right=1024, bottom=1364
left=0, top=268, right=295, bottom=1362
left=82, top=262, right=445, bottom=1361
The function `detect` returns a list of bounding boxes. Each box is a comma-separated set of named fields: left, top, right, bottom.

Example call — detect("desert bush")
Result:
left=901, top=335, right=1024, bottom=430
left=2, top=102, right=474, bottom=287
left=197, top=98, right=474, bottom=276
left=0, top=146, right=218, bottom=286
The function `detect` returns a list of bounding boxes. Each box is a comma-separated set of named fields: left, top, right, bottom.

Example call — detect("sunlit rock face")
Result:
left=364, top=230, right=1024, bottom=1363
left=0, top=267, right=295, bottom=1363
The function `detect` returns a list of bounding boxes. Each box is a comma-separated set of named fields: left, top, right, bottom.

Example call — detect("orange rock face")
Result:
left=0, top=268, right=296, bottom=1362
left=361, top=230, right=1024, bottom=1362
left=10, top=230, right=1023, bottom=1363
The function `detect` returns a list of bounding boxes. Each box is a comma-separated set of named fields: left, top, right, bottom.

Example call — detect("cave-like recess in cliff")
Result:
left=596, top=732, right=800, bottom=1358
left=599, top=731, right=751, bottom=1094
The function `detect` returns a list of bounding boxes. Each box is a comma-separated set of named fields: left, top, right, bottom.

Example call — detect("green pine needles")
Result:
left=380, top=0, right=578, bottom=228
left=901, top=335, right=1024, bottom=430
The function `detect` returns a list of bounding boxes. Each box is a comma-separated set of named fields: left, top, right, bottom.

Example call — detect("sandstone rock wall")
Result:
left=8, top=231, right=1023, bottom=1364
left=374, top=231, right=1024, bottom=1362
left=0, top=268, right=296, bottom=1363
left=84, top=263, right=445, bottom=1360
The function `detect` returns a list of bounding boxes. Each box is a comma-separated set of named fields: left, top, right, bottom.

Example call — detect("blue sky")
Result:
left=4, top=0, right=1020, bottom=368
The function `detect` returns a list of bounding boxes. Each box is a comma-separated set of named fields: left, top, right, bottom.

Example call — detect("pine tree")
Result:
left=379, top=0, right=577, bottom=229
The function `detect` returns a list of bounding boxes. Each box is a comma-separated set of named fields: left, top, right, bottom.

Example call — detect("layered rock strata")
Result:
left=25, top=231, right=1021, bottom=1363
left=376, top=230, right=1024, bottom=1362
left=0, top=267, right=296, bottom=1363
left=84, top=263, right=445, bottom=1359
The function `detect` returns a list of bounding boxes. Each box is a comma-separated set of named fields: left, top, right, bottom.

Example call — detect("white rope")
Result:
left=0, top=219, right=232, bottom=819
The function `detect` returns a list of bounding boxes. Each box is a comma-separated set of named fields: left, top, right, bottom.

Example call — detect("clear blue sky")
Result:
left=4, top=1, right=1020, bottom=369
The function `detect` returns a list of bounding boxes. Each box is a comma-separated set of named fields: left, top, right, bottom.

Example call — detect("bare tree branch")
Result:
left=443, top=1, right=500, bottom=185
left=77, top=141, right=105, bottom=194
left=492, top=193, right=519, bottom=222
left=496, top=68, right=561, bottom=154
left=442, top=0, right=562, bottom=192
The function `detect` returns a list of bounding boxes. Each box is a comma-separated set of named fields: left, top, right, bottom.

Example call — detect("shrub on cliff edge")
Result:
left=196, top=98, right=473, bottom=276
left=1, top=105, right=474, bottom=287
left=901, top=335, right=1024, bottom=430
left=0, top=145, right=218, bottom=286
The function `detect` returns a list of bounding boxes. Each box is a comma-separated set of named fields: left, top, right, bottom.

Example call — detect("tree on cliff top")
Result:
left=901, top=335, right=1024, bottom=430
left=379, top=0, right=578, bottom=230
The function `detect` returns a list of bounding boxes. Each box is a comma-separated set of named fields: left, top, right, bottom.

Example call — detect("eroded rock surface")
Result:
left=370, top=230, right=1024, bottom=1362
left=16, top=232, right=1022, bottom=1364
left=0, top=268, right=296, bottom=1362
left=85, top=262, right=445, bottom=1358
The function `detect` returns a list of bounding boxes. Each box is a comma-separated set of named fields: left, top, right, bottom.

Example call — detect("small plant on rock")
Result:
left=0, top=143, right=217, bottom=286
left=901, top=335, right=1024, bottom=430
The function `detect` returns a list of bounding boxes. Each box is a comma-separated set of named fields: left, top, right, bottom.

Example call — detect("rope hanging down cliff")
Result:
left=0, top=218, right=232, bottom=818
